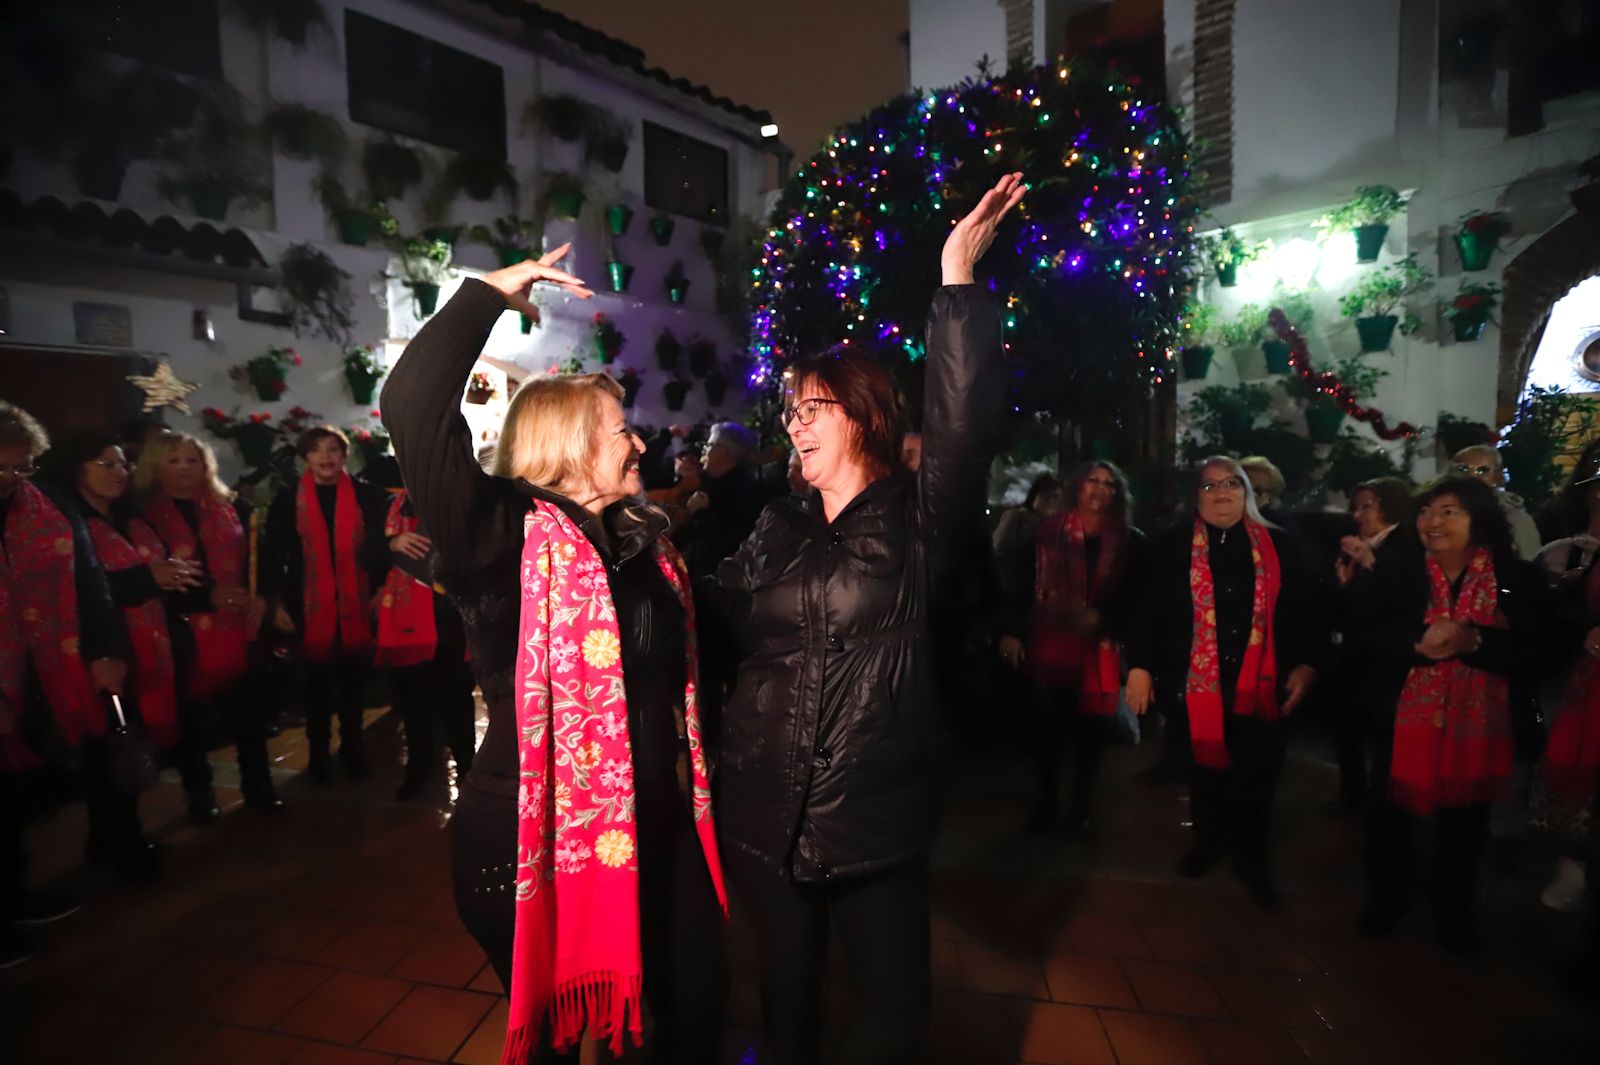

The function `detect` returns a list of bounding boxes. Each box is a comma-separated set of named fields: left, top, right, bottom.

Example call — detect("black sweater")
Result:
left=262, top=476, right=391, bottom=627
left=381, top=279, right=690, bottom=804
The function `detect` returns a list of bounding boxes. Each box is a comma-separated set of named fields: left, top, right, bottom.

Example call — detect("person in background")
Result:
left=1001, top=461, right=1143, bottom=832
left=1239, top=455, right=1290, bottom=525
left=1328, top=476, right=1414, bottom=815
left=1125, top=456, right=1320, bottom=910
left=139, top=432, right=282, bottom=818
left=375, top=488, right=476, bottom=801
left=117, top=417, right=169, bottom=466
left=1536, top=438, right=1600, bottom=545
left=1453, top=445, right=1541, bottom=560
left=901, top=430, right=923, bottom=473
left=263, top=426, right=390, bottom=785
left=992, top=475, right=1065, bottom=600
left=681, top=421, right=769, bottom=577
left=1350, top=476, right=1543, bottom=953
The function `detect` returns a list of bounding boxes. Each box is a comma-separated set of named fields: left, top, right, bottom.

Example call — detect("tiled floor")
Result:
left=4, top=702, right=1598, bottom=1064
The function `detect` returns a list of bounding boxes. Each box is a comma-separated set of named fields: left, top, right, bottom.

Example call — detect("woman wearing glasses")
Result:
left=1124, top=455, right=1321, bottom=910
left=709, top=173, right=1022, bottom=1064
left=382, top=245, right=729, bottom=1062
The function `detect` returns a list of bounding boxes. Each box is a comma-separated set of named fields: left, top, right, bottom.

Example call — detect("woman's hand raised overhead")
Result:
left=479, top=243, right=594, bottom=323
left=941, top=172, right=1027, bottom=287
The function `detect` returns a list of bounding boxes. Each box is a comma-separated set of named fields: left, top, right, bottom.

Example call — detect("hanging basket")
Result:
left=1230, top=344, right=1266, bottom=381
left=648, top=216, right=675, bottom=247
left=334, top=209, right=370, bottom=247
left=1261, top=339, right=1292, bottom=375
left=663, top=380, right=690, bottom=411
left=234, top=426, right=277, bottom=468
left=520, top=313, right=535, bottom=334
left=606, top=203, right=634, bottom=237
left=1455, top=232, right=1494, bottom=272
left=1354, top=223, right=1388, bottom=263
left=248, top=368, right=288, bottom=403
left=704, top=372, right=728, bottom=407
left=607, top=261, right=634, bottom=293
left=496, top=246, right=530, bottom=268
left=1355, top=314, right=1398, bottom=352
left=1215, top=262, right=1239, bottom=288
left=1305, top=405, right=1346, bottom=444
left=407, top=281, right=441, bottom=319
left=666, top=279, right=691, bottom=305
left=344, top=370, right=379, bottom=405
left=1181, top=345, right=1214, bottom=381
left=548, top=190, right=586, bottom=221
left=620, top=377, right=641, bottom=409
left=465, top=384, right=494, bottom=405
left=1451, top=317, right=1488, bottom=343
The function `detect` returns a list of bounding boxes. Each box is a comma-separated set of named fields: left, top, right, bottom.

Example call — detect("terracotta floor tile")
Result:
left=1194, top=1020, right=1310, bottom=1065
left=1042, top=953, right=1137, bottom=1009
left=409, top=884, right=466, bottom=930
left=452, top=998, right=509, bottom=1065
left=1295, top=974, right=1395, bottom=1034
left=205, top=957, right=335, bottom=1028
left=274, top=970, right=414, bottom=1044
left=1073, top=877, right=1166, bottom=920
left=113, top=1007, right=220, bottom=1065
left=1097, top=1010, right=1211, bottom=1065
left=1060, top=913, right=1151, bottom=958
left=360, top=984, right=497, bottom=1061
left=929, top=990, right=1023, bottom=1058
left=314, top=918, right=432, bottom=975
left=170, top=895, right=291, bottom=952
left=958, top=941, right=1050, bottom=998
left=183, top=1025, right=306, bottom=1065
left=285, top=1043, right=402, bottom=1065
left=123, top=945, right=253, bottom=1014
left=13, top=931, right=183, bottom=999
left=467, top=963, right=504, bottom=995
left=1223, top=930, right=1322, bottom=974
left=1296, top=936, right=1393, bottom=979
left=1208, top=969, right=1325, bottom=1029
left=253, top=906, right=362, bottom=962
left=1137, top=918, right=1232, bottom=966
left=1120, top=958, right=1229, bottom=1019
left=1292, top=1028, right=1382, bottom=1065
left=387, top=928, right=488, bottom=988
left=1015, top=1001, right=1116, bottom=1065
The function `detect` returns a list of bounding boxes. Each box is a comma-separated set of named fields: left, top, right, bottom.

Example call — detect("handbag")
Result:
left=102, top=694, right=160, bottom=798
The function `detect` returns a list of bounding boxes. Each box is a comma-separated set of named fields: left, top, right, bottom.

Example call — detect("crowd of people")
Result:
left=5, top=168, right=1599, bottom=1062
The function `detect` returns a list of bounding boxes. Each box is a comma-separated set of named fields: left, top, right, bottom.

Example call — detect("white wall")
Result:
left=909, top=0, right=1009, bottom=90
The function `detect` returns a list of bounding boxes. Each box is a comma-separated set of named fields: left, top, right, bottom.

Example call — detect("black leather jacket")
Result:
left=712, top=285, right=1002, bottom=882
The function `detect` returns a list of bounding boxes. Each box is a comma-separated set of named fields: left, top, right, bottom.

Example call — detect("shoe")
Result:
left=1176, top=846, right=1222, bottom=879
left=186, top=791, right=222, bottom=825
left=0, top=927, right=37, bottom=971
left=339, top=748, right=370, bottom=781
left=10, top=890, right=82, bottom=926
left=244, top=794, right=286, bottom=814
left=1541, top=858, right=1586, bottom=914
left=394, top=773, right=429, bottom=801
left=1233, top=858, right=1284, bottom=912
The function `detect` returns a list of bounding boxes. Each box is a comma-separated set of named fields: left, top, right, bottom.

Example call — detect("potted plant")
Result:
left=607, top=202, right=635, bottom=237
left=699, top=225, right=727, bottom=258
left=606, top=248, right=634, bottom=294
left=1186, top=384, right=1272, bottom=449
left=231, top=347, right=301, bottom=402
left=1218, top=304, right=1268, bottom=377
left=1319, top=185, right=1409, bottom=263
left=1444, top=280, right=1499, bottom=342
left=704, top=368, right=728, bottom=406
left=471, top=215, right=541, bottom=267
left=315, top=175, right=397, bottom=247
left=585, top=110, right=632, bottom=173
left=617, top=367, right=643, bottom=409
left=540, top=171, right=587, bottom=222
left=655, top=330, right=682, bottom=372
left=1455, top=211, right=1511, bottom=272
left=593, top=313, right=625, bottom=364
left=524, top=94, right=590, bottom=143
left=441, top=153, right=514, bottom=202
left=154, top=86, right=270, bottom=221
left=342, top=345, right=385, bottom=404
left=399, top=236, right=453, bottom=318
left=663, top=378, right=692, bottom=412
left=363, top=140, right=425, bottom=202
left=1287, top=356, right=1386, bottom=444
left=1201, top=228, right=1266, bottom=288
left=687, top=338, right=717, bottom=378
left=649, top=213, right=676, bottom=247
left=665, top=261, right=692, bottom=305
left=280, top=243, right=355, bottom=345
left=1436, top=411, right=1493, bottom=457
left=1338, top=253, right=1432, bottom=351
left=262, top=103, right=346, bottom=164
left=466, top=371, right=496, bottom=405
left=1260, top=289, right=1314, bottom=374
left=1179, top=302, right=1216, bottom=380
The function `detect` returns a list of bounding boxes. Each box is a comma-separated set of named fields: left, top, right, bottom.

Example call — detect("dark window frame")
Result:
left=643, top=121, right=730, bottom=223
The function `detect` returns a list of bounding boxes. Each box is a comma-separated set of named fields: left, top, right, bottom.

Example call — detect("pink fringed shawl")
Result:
left=504, top=499, right=725, bottom=1062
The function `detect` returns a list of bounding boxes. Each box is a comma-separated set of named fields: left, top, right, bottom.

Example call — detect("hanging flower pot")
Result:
left=649, top=216, right=675, bottom=247
left=466, top=373, right=495, bottom=405
left=247, top=367, right=288, bottom=403
left=1455, top=232, right=1494, bottom=272
left=1353, top=223, right=1388, bottom=263
left=407, top=281, right=441, bottom=319
left=344, top=369, right=379, bottom=405
left=518, top=313, right=537, bottom=335
left=188, top=181, right=234, bottom=221
left=592, top=314, right=625, bottom=363
left=1452, top=317, right=1487, bottom=343
left=704, top=371, right=728, bottom=406
left=496, top=246, right=530, bottom=268
left=1355, top=314, right=1398, bottom=352
left=663, top=380, right=691, bottom=412
left=607, top=260, right=634, bottom=294
left=548, top=189, right=585, bottom=221
left=606, top=203, right=634, bottom=237
left=423, top=225, right=462, bottom=249
left=667, top=277, right=691, bottom=305
left=699, top=226, right=726, bottom=257
left=656, top=332, right=681, bottom=372
left=688, top=341, right=717, bottom=378
left=73, top=153, right=128, bottom=202
left=1305, top=404, right=1346, bottom=444
left=1230, top=345, right=1266, bottom=381
left=618, top=372, right=642, bottom=409
left=1215, top=262, right=1239, bottom=288
left=1260, top=339, right=1292, bottom=375
left=1181, top=345, right=1214, bottom=381
left=234, top=423, right=277, bottom=467
left=335, top=208, right=370, bottom=246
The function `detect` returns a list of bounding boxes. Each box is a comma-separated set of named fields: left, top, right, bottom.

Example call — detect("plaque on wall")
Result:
left=73, top=301, right=133, bottom=347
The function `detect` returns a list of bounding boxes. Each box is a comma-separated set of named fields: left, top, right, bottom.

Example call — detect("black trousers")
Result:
left=1153, top=683, right=1194, bottom=773
left=1033, top=684, right=1115, bottom=817
left=725, top=848, right=931, bottom=1065
left=452, top=784, right=728, bottom=1063
left=1365, top=799, right=1491, bottom=930
left=1189, top=714, right=1286, bottom=870
left=394, top=655, right=476, bottom=781
left=172, top=676, right=274, bottom=800
left=302, top=658, right=369, bottom=759
left=1, top=773, right=26, bottom=919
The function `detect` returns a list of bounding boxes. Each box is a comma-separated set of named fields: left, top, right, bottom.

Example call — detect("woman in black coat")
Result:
left=710, top=173, right=1022, bottom=1065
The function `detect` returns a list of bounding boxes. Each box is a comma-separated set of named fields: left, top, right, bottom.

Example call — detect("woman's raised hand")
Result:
left=941, top=172, right=1026, bottom=286
left=480, top=243, right=594, bottom=322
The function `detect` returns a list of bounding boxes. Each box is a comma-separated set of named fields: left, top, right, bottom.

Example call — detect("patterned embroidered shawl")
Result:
left=296, top=470, right=372, bottom=661
left=1030, top=510, right=1123, bottom=713
left=143, top=491, right=250, bottom=698
left=375, top=491, right=438, bottom=668
left=87, top=512, right=179, bottom=748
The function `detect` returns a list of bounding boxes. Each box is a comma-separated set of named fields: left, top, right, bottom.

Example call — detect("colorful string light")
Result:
left=1268, top=309, right=1419, bottom=440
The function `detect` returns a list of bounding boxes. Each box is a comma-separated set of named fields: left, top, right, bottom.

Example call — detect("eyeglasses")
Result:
left=92, top=459, right=133, bottom=473
left=0, top=463, right=36, bottom=480
left=782, top=398, right=841, bottom=428
left=1084, top=477, right=1117, bottom=489
left=1454, top=463, right=1495, bottom=478
left=1199, top=477, right=1244, bottom=494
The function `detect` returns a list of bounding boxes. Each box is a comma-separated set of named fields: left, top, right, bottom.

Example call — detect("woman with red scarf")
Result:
left=1125, top=456, right=1320, bottom=910
left=138, top=431, right=282, bottom=819
left=375, top=488, right=476, bottom=800
left=999, top=461, right=1142, bottom=832
left=263, top=427, right=390, bottom=785
left=1350, top=476, right=1544, bottom=953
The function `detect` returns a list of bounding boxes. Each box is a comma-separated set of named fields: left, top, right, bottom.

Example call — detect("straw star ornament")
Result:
left=127, top=361, right=201, bottom=414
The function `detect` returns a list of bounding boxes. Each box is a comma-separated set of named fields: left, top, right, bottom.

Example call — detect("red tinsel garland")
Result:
left=1267, top=308, right=1419, bottom=440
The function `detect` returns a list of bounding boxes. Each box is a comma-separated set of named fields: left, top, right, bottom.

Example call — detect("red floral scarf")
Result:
left=296, top=470, right=372, bottom=661
left=1185, top=519, right=1281, bottom=769
left=1543, top=558, right=1600, bottom=801
left=86, top=512, right=179, bottom=748
left=1030, top=511, right=1123, bottom=714
left=143, top=491, right=250, bottom=699
left=0, top=482, right=102, bottom=757
left=1390, top=548, right=1514, bottom=813
left=375, top=491, right=438, bottom=668
left=505, top=500, right=725, bottom=1061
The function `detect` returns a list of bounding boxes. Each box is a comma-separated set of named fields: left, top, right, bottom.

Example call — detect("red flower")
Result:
left=291, top=355, right=302, bottom=366
left=370, top=409, right=381, bottom=417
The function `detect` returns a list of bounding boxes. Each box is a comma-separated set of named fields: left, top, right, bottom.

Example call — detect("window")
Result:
left=644, top=122, right=729, bottom=223
left=345, top=11, right=505, bottom=158
left=61, top=0, right=223, bottom=80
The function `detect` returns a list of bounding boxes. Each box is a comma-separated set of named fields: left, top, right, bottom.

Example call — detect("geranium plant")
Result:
left=1444, top=281, right=1500, bottom=326
left=1338, top=254, right=1432, bottom=332
left=231, top=346, right=300, bottom=401
left=592, top=313, right=625, bottom=363
left=342, top=345, right=385, bottom=403
left=1458, top=211, right=1511, bottom=241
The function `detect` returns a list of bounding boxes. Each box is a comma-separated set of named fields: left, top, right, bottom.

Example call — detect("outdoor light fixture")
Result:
left=192, top=309, right=215, bottom=342
left=761, top=123, right=779, bottom=138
